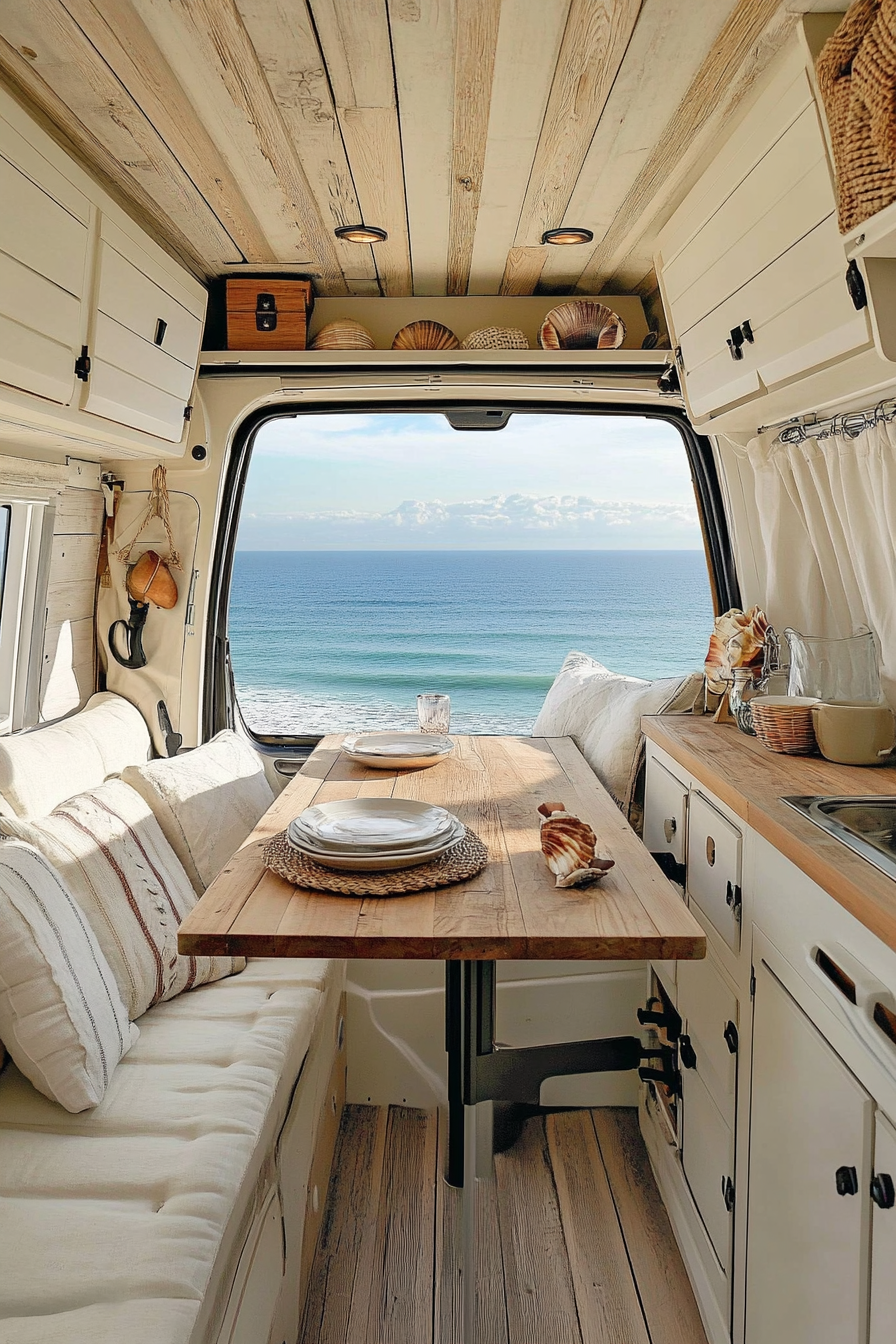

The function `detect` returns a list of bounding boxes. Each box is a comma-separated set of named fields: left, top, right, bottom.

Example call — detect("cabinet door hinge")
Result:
left=74, top=346, right=91, bottom=382
left=183, top=404, right=193, bottom=422
left=750, top=966, right=756, bottom=999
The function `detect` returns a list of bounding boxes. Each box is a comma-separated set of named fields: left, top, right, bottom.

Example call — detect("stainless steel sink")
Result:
left=782, top=795, right=896, bottom=882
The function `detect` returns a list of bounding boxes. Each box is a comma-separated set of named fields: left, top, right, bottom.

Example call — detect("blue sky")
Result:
left=236, top=412, right=703, bottom=549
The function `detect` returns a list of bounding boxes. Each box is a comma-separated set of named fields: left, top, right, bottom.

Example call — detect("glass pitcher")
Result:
left=784, top=627, right=882, bottom=703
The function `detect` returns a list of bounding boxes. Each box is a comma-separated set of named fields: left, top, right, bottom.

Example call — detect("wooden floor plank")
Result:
left=299, top=1103, right=388, bottom=1344
left=494, top=1115, right=582, bottom=1344
left=548, top=1110, right=650, bottom=1344
left=591, top=1108, right=708, bottom=1344
left=365, top=1106, right=438, bottom=1344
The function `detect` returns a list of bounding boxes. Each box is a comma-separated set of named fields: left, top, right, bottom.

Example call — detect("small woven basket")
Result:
left=751, top=698, right=818, bottom=755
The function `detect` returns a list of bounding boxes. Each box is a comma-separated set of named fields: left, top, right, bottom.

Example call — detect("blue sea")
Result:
left=229, top=551, right=713, bottom=736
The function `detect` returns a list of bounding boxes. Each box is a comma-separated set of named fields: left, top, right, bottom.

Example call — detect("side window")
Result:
left=0, top=499, right=54, bottom=734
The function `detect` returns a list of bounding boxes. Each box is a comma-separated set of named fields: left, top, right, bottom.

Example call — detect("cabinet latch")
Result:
left=74, top=346, right=91, bottom=382
left=722, top=1175, right=735, bottom=1213
left=183, top=405, right=193, bottom=422
left=723, top=1020, right=739, bottom=1054
left=871, top=1172, right=896, bottom=1209
left=846, top=259, right=868, bottom=311
left=835, top=1165, right=859, bottom=1197
left=726, top=881, right=742, bottom=920
left=255, top=291, right=277, bottom=331
left=678, top=1034, right=697, bottom=1070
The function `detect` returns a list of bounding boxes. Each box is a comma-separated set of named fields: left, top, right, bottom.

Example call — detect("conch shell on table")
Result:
left=537, top=802, right=615, bottom=889
left=704, top=606, right=770, bottom=696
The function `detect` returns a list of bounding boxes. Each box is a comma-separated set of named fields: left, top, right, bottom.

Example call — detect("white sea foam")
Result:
left=235, top=683, right=536, bottom=737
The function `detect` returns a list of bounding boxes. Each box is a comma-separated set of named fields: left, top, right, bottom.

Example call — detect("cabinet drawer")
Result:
left=678, top=954, right=738, bottom=1127
left=95, top=240, right=203, bottom=368
left=643, top=759, right=688, bottom=864
left=687, top=792, right=742, bottom=953
left=681, top=1065, right=734, bottom=1268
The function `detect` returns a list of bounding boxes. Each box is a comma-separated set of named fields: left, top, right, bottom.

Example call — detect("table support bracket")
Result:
left=446, top=960, right=643, bottom=1187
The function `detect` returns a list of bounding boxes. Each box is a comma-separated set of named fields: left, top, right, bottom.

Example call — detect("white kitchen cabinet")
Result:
left=678, top=953, right=738, bottom=1129
left=0, top=126, right=91, bottom=406
left=870, top=1112, right=896, bottom=1344
left=681, top=1063, right=734, bottom=1269
left=687, top=791, right=743, bottom=954
left=745, top=959, right=873, bottom=1344
left=643, top=757, right=688, bottom=866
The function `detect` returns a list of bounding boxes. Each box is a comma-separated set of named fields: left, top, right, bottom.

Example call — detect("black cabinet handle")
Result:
left=846, top=259, right=867, bottom=311
left=154, top=317, right=167, bottom=346
left=740, top=318, right=754, bottom=343
left=726, top=881, right=742, bottom=920
left=722, top=1175, right=735, bottom=1212
left=836, top=1165, right=859, bottom=1196
left=723, top=1020, right=739, bottom=1054
left=871, top=1172, right=896, bottom=1209
left=679, top=1034, right=697, bottom=1070
left=727, top=329, right=744, bottom=361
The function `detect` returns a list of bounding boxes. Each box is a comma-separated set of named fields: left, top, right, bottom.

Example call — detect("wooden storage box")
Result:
left=225, top=278, right=312, bottom=350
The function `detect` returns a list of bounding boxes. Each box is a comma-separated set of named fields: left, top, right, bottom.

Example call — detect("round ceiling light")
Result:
left=334, top=224, right=388, bottom=244
left=541, top=227, right=594, bottom=246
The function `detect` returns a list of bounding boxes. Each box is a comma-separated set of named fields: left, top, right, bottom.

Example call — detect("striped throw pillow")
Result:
left=0, top=779, right=244, bottom=1020
left=0, top=841, right=138, bottom=1111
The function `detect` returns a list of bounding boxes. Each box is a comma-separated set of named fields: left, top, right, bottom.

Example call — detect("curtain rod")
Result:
left=758, top=396, right=896, bottom=445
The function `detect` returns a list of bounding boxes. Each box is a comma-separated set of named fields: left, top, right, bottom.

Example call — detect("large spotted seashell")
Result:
left=538, top=301, right=626, bottom=351
left=461, top=326, right=529, bottom=350
left=392, top=320, right=460, bottom=351
left=537, top=802, right=615, bottom=888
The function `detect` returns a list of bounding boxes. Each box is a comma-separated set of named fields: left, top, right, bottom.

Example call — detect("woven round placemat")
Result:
left=263, top=825, right=488, bottom=896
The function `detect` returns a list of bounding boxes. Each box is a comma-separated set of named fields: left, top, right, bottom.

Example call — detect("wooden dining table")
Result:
left=179, top=733, right=705, bottom=1342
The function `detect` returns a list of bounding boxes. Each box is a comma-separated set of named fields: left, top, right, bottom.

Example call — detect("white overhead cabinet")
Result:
left=0, top=129, right=90, bottom=406
left=0, top=87, right=207, bottom=457
left=655, top=37, right=889, bottom=430
left=84, top=221, right=205, bottom=441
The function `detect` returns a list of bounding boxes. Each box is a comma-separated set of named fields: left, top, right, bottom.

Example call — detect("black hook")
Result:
left=108, top=596, right=149, bottom=669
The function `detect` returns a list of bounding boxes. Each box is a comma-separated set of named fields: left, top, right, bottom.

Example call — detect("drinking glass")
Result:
left=417, top=693, right=450, bottom=735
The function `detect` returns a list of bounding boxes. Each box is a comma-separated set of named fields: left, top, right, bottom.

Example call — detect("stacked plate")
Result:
left=343, top=732, right=453, bottom=770
left=287, top=798, right=465, bottom=871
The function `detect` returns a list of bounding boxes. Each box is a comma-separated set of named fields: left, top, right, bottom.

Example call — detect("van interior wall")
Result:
left=43, top=459, right=102, bottom=722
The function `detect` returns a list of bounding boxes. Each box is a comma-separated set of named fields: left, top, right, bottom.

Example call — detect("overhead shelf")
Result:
left=199, top=347, right=670, bottom=373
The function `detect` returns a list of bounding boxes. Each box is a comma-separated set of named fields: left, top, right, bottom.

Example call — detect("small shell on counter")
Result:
left=392, top=320, right=460, bottom=351
left=537, top=801, right=615, bottom=888
left=461, top=326, right=529, bottom=350
left=310, top=319, right=375, bottom=351
left=538, top=301, right=626, bottom=351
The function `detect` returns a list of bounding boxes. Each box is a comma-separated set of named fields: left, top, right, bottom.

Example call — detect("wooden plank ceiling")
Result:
left=0, top=0, right=831, bottom=298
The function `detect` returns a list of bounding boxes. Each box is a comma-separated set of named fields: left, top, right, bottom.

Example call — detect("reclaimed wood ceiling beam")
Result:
left=388, top=0, right=456, bottom=297
left=128, top=0, right=347, bottom=292
left=0, top=1, right=238, bottom=277
left=466, top=0, right=571, bottom=296
left=307, top=0, right=412, bottom=297
left=233, top=0, right=380, bottom=293
left=446, top=0, right=501, bottom=296
left=499, top=0, right=642, bottom=296
left=571, top=0, right=793, bottom=296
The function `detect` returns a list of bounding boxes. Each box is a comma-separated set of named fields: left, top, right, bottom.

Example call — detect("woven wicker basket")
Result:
left=817, top=4, right=896, bottom=232
left=751, top=697, right=818, bottom=755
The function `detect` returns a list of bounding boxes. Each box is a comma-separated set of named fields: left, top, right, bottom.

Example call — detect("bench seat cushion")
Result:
left=0, top=957, right=340, bottom=1344
left=0, top=693, right=151, bottom=819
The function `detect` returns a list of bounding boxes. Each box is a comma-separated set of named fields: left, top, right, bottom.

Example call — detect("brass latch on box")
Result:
left=255, top=293, right=277, bottom=331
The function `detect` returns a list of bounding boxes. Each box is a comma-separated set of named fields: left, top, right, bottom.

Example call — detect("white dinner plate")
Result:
left=287, top=813, right=463, bottom=856
left=287, top=822, right=465, bottom=871
left=343, top=732, right=454, bottom=771
left=293, top=797, right=457, bottom=849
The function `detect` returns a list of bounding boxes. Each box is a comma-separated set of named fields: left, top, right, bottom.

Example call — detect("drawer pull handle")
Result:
left=705, top=836, right=716, bottom=866
left=154, top=317, right=167, bottom=346
left=723, top=1020, right=739, bottom=1054
left=679, top=1034, right=697, bottom=1070
left=725, top=881, right=742, bottom=920
left=663, top=817, right=677, bottom=843
left=836, top=1165, right=859, bottom=1196
left=871, top=1172, right=895, bottom=1209
left=814, top=948, right=857, bottom=1004
left=722, top=1175, right=735, bottom=1213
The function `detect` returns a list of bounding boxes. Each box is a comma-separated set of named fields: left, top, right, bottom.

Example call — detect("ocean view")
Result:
left=229, top=550, right=713, bottom=737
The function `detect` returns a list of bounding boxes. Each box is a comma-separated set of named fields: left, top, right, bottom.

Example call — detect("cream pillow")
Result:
left=122, top=730, right=274, bottom=893
left=533, top=651, right=703, bottom=806
left=0, top=779, right=244, bottom=1020
left=0, top=841, right=138, bottom=1111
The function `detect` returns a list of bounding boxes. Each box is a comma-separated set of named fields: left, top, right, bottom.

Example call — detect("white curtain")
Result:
left=725, top=419, right=896, bottom=705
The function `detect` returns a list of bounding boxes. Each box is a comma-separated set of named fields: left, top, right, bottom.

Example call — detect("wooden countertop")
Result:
left=642, top=715, right=896, bottom=952
left=179, top=734, right=705, bottom=962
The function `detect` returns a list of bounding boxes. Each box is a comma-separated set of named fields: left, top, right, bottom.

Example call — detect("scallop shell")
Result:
left=538, top=301, right=626, bottom=351
left=310, top=319, right=375, bottom=351
left=540, top=814, right=597, bottom=878
left=704, top=606, right=769, bottom=694
left=392, top=320, right=460, bottom=351
left=461, top=326, right=530, bottom=350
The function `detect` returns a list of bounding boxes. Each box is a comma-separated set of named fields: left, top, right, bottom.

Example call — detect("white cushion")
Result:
left=533, top=651, right=703, bottom=805
left=0, top=841, right=138, bottom=1112
left=122, top=730, right=274, bottom=893
left=0, top=693, right=151, bottom=819
left=0, top=957, right=343, bottom=1344
left=0, top=779, right=243, bottom=1020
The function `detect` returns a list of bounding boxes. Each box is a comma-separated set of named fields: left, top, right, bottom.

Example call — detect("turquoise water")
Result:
left=229, top=550, right=713, bottom=735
